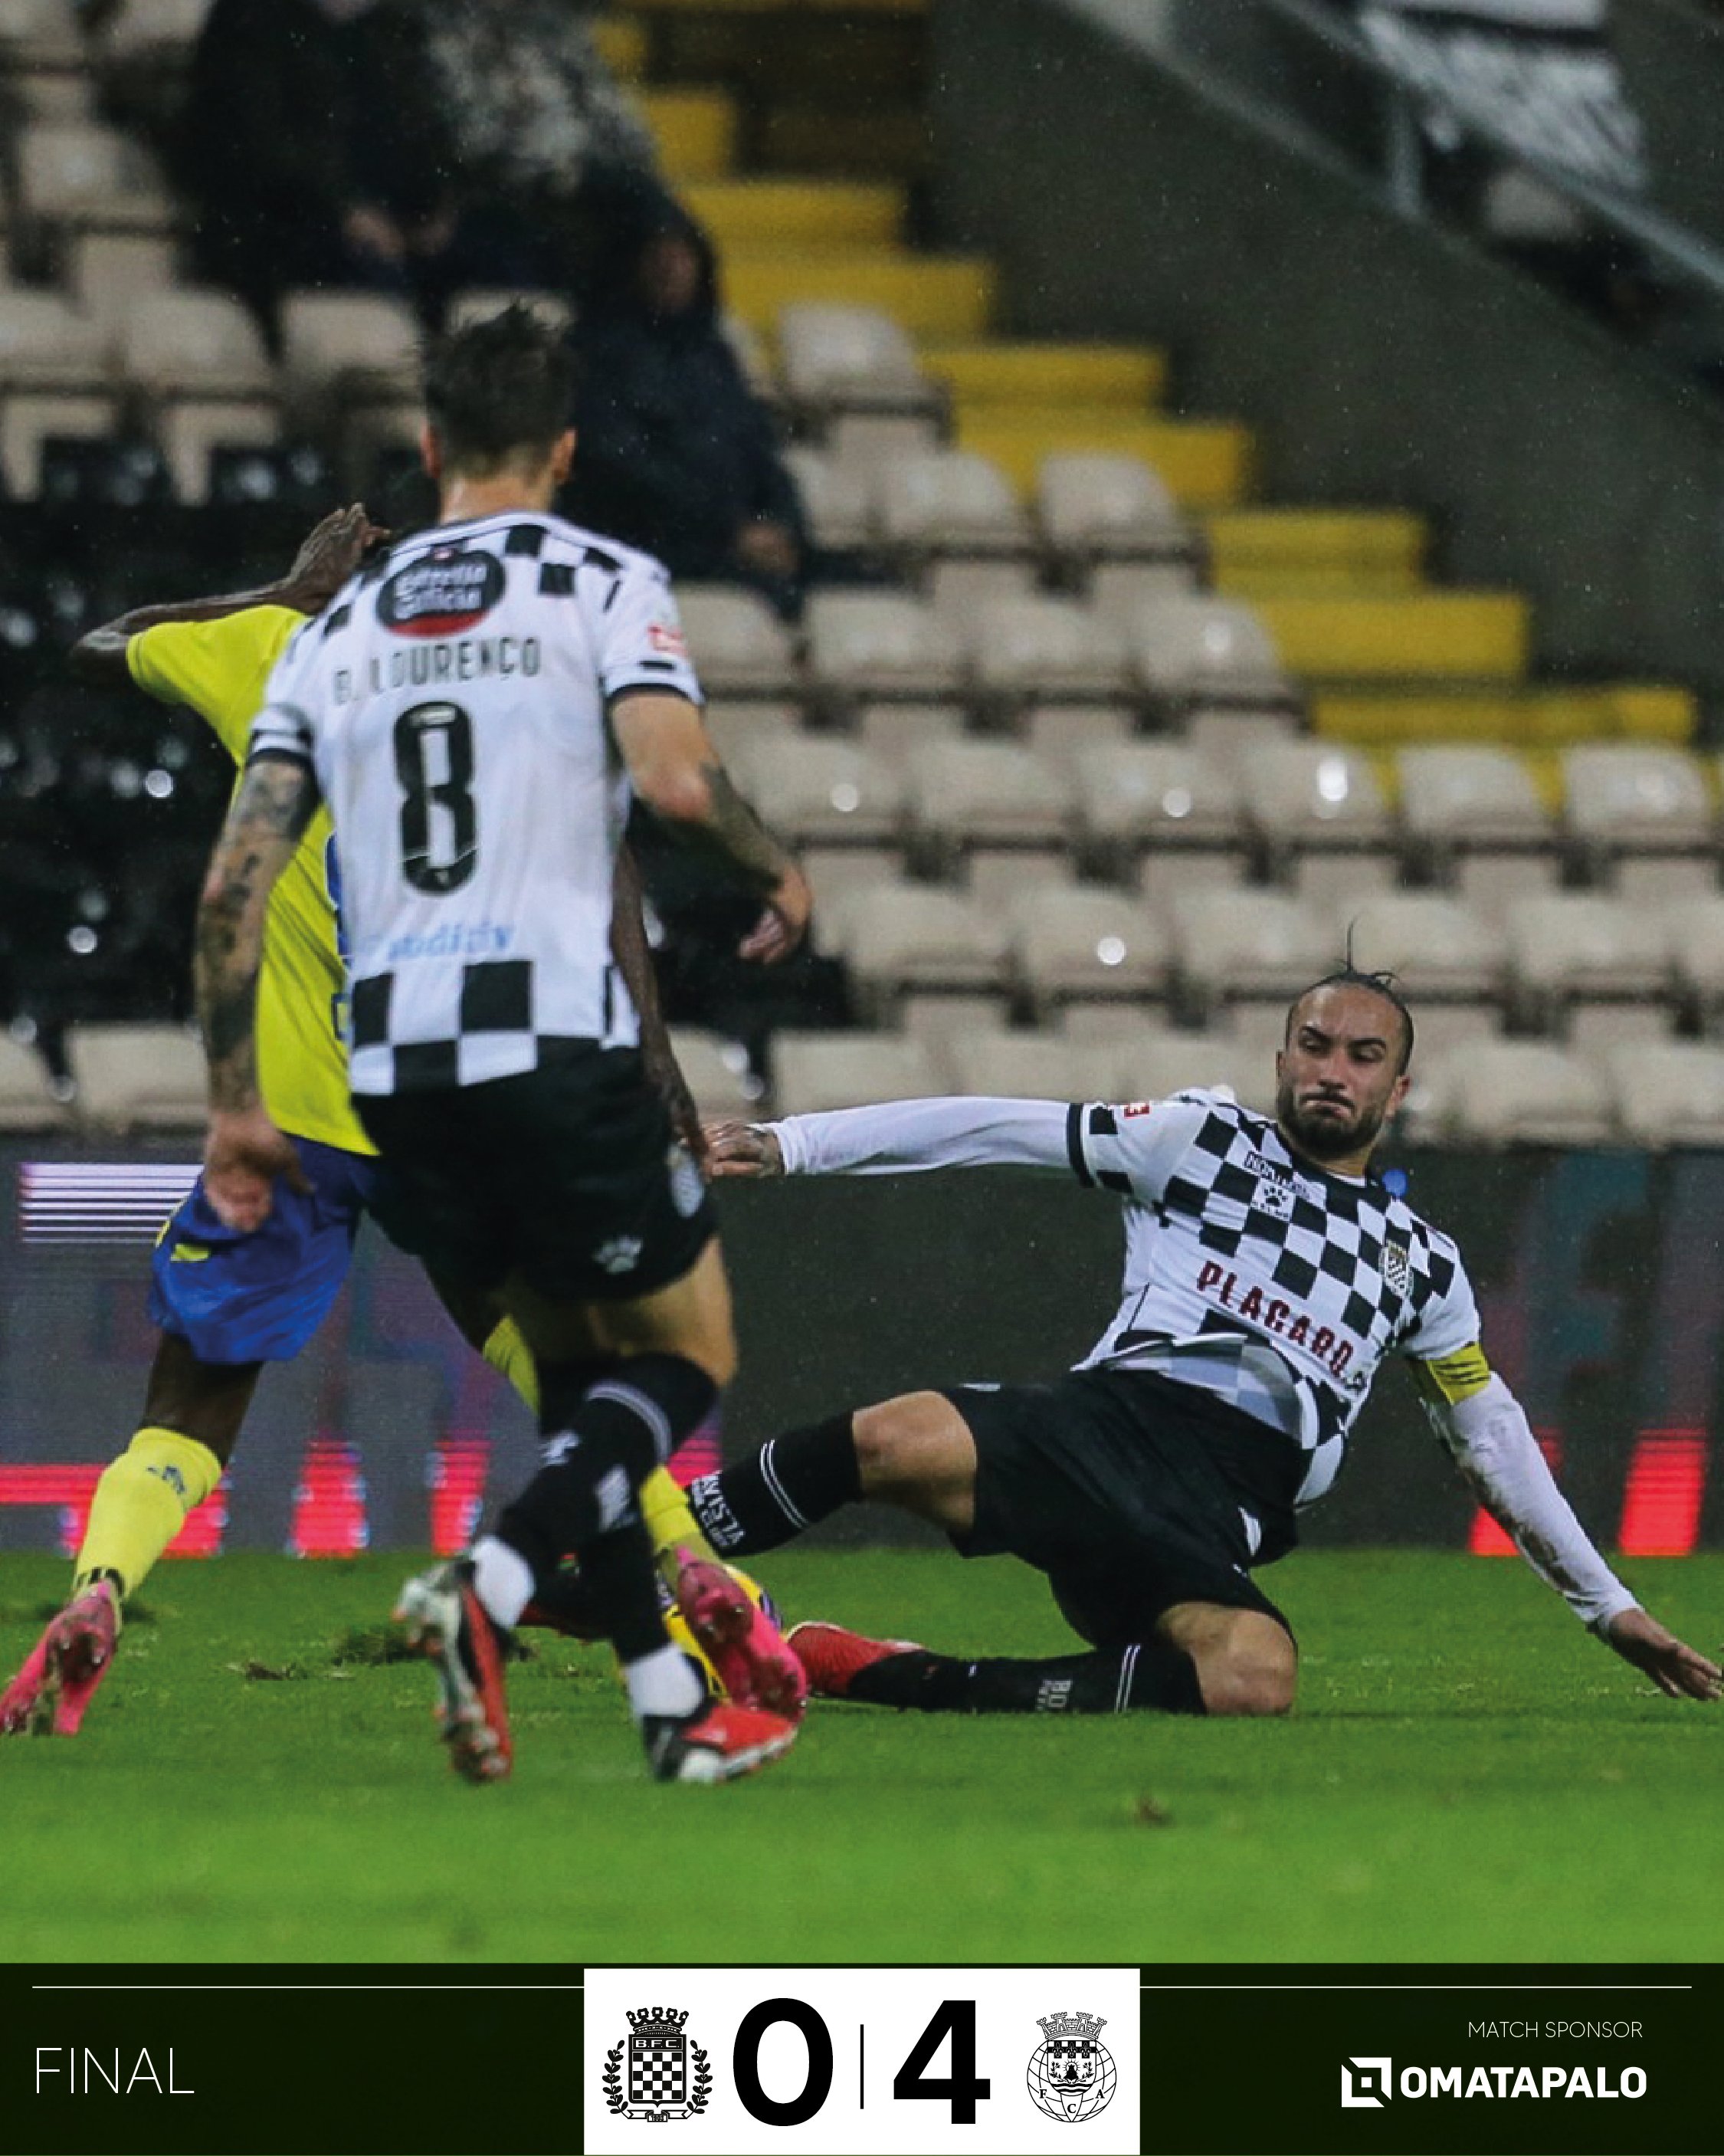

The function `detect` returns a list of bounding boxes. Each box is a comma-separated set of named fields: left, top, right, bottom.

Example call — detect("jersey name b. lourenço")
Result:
left=250, top=512, right=703, bottom=1095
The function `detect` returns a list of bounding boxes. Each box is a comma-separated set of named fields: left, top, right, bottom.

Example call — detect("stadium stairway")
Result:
left=605, top=0, right=1697, bottom=773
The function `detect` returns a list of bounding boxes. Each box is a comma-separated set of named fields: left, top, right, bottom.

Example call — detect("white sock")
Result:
left=624, top=1642, right=706, bottom=1722
left=470, top=1535, right=534, bottom=1629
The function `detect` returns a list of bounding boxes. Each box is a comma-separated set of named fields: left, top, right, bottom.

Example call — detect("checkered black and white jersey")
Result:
left=773, top=1088, right=1480, bottom=1507
left=249, top=511, right=702, bottom=1094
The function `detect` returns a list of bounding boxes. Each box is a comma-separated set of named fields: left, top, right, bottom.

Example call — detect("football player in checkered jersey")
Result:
left=690, top=971, right=1720, bottom=1718
left=191, top=307, right=812, bottom=1785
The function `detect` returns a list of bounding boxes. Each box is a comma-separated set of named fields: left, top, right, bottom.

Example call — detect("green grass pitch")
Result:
left=0, top=1548, right=1718, bottom=1965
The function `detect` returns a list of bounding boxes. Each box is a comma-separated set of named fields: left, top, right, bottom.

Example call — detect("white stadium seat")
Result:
left=1037, top=453, right=1197, bottom=573
left=1422, top=1039, right=1615, bottom=1147
left=68, top=1024, right=206, bottom=1131
left=771, top=1030, right=941, bottom=1117
left=1604, top=1041, right=1724, bottom=1148
left=803, top=591, right=965, bottom=714
left=1005, top=884, right=1168, bottom=1016
left=962, top=595, right=1130, bottom=712
left=676, top=585, right=800, bottom=700
left=729, top=736, right=904, bottom=848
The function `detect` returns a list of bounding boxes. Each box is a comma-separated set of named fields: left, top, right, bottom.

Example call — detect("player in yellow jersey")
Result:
left=0, top=507, right=801, bottom=1736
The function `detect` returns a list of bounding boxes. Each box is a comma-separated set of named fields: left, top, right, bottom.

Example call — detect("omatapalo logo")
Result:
left=1342, top=2056, right=1647, bottom=2107
left=379, top=549, right=504, bottom=636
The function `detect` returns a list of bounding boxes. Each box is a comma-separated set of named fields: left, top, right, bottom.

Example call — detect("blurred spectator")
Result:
left=560, top=203, right=810, bottom=615
left=176, top=0, right=456, bottom=348
left=382, top=0, right=676, bottom=298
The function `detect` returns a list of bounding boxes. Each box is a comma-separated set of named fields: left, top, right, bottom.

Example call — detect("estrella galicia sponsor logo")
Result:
left=379, top=549, right=504, bottom=637
left=602, top=2006, right=711, bottom=2122
left=1027, top=2010, right=1116, bottom=2123
left=1341, top=2056, right=1647, bottom=2107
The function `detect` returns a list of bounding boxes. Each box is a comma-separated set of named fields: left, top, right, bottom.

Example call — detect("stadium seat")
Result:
left=444, top=289, right=574, bottom=336
left=1168, top=888, right=1334, bottom=1025
left=777, top=303, right=945, bottom=432
left=664, top=1028, right=762, bottom=1119
left=771, top=1029, right=941, bottom=1116
left=801, top=844, right=906, bottom=904
left=677, top=585, right=801, bottom=700
left=278, top=293, right=419, bottom=401
left=1604, top=1041, right=1724, bottom=1149
left=1023, top=702, right=1134, bottom=764
left=1667, top=895, right=1724, bottom=1034
left=67, top=1022, right=206, bottom=1129
left=962, top=595, right=1130, bottom=714
left=782, top=445, right=873, bottom=552
left=1130, top=1028, right=1273, bottom=1113
left=1340, top=892, right=1506, bottom=1006
left=705, top=699, right=799, bottom=761
left=1237, top=741, right=1398, bottom=902
left=820, top=880, right=1009, bottom=1019
left=1503, top=894, right=1673, bottom=1039
left=939, top=1025, right=1123, bottom=1101
left=905, top=738, right=1073, bottom=871
left=1395, top=745, right=1560, bottom=917
left=897, top=990, right=1012, bottom=1051
left=94, top=0, right=209, bottom=60
left=0, top=1035, right=68, bottom=1130
left=804, top=591, right=965, bottom=716
left=15, top=122, right=176, bottom=239
left=924, top=557, right=1040, bottom=625
left=1121, top=593, right=1298, bottom=724
left=1072, top=741, right=1246, bottom=888
left=0, top=0, right=80, bottom=67
left=728, top=735, right=905, bottom=848
left=1561, top=744, right=1717, bottom=904
left=0, top=288, right=108, bottom=389
left=0, top=389, right=119, bottom=497
left=64, top=231, right=175, bottom=330
left=871, top=447, right=1032, bottom=566
left=120, top=290, right=276, bottom=399
left=1036, top=452, right=1198, bottom=576
left=1424, top=1039, right=1615, bottom=1147
left=1088, top=562, right=1205, bottom=623
left=855, top=701, right=964, bottom=765
left=1005, top=884, right=1169, bottom=1017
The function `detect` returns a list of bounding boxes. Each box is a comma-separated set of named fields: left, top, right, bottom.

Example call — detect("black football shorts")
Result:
left=941, top=1366, right=1299, bottom=1646
left=357, top=1045, right=714, bottom=1302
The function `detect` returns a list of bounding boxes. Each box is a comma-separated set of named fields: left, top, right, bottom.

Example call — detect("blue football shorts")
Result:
left=149, top=1136, right=382, bottom=1365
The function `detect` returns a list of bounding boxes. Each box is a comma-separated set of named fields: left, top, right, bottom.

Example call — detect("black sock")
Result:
left=498, top=1352, right=718, bottom=1582
left=687, top=1413, right=861, bottom=1555
left=573, top=1518, right=667, bottom=1665
left=851, top=1642, right=1206, bottom=1715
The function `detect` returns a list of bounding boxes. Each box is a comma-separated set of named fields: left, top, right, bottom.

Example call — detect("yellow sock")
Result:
left=644, top=1466, right=716, bottom=1567
left=481, top=1318, right=540, bottom=1415
left=74, top=1428, right=222, bottom=1605
left=481, top=1319, right=716, bottom=1565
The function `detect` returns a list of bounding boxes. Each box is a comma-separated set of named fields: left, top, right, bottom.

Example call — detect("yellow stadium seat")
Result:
left=683, top=180, right=904, bottom=248
left=1205, top=510, right=1427, bottom=599
left=923, top=342, right=1165, bottom=411
left=724, top=249, right=995, bottom=340
left=641, top=90, right=739, bottom=181
left=957, top=412, right=1252, bottom=510
left=590, top=15, right=647, bottom=78
left=1252, top=593, right=1529, bottom=681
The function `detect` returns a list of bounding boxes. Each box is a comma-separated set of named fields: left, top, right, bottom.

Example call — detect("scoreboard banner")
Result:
left=5, top=1962, right=1715, bottom=2154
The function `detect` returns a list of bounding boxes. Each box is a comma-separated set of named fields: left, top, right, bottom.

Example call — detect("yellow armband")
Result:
left=1408, top=1343, right=1493, bottom=1405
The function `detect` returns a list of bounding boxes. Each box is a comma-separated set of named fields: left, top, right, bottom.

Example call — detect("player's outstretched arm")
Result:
left=611, top=690, right=810, bottom=962
left=69, top=504, right=385, bottom=686
left=1415, top=1357, right=1719, bottom=1702
left=195, top=753, right=321, bottom=1232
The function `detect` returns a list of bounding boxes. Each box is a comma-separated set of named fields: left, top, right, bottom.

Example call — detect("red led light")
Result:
left=429, top=1436, right=490, bottom=1556
left=289, top=1438, right=370, bottom=1557
left=1618, top=1430, right=1708, bottom=1558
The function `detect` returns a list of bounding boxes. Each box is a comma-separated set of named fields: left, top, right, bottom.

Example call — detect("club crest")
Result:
left=603, top=2007, right=711, bottom=2121
left=1027, top=2010, right=1116, bottom=2124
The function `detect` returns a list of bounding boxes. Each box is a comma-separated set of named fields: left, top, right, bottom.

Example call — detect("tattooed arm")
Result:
left=610, top=839, right=704, bottom=1160
left=610, top=690, right=811, bottom=962
left=194, top=753, right=322, bottom=1231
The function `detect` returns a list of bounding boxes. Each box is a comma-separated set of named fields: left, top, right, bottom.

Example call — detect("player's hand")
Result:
left=703, top=1122, right=783, bottom=1178
left=1601, top=1606, right=1722, bottom=1702
left=738, top=863, right=811, bottom=963
left=283, top=504, right=388, bottom=615
left=203, top=1108, right=310, bottom=1233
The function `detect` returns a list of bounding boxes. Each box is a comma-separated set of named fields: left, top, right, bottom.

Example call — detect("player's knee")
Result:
left=1199, top=1639, right=1296, bottom=1718
left=851, top=1393, right=941, bottom=1491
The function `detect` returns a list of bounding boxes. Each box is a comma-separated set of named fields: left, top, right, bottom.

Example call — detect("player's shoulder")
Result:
left=1081, top=1086, right=1241, bottom=1155
left=1378, top=1183, right=1469, bottom=1289
left=516, top=511, right=672, bottom=586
